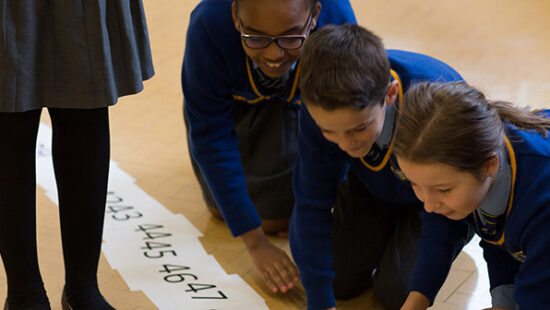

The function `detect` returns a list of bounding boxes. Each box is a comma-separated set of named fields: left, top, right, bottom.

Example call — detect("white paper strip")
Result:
left=35, top=123, right=268, bottom=310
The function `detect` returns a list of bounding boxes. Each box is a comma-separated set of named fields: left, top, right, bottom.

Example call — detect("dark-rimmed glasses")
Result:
left=238, top=9, right=313, bottom=50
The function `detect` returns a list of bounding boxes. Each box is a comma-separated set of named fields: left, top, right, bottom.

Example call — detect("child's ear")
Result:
left=482, top=153, right=500, bottom=180
left=311, top=2, right=322, bottom=30
left=231, top=2, right=240, bottom=31
left=385, top=80, right=399, bottom=107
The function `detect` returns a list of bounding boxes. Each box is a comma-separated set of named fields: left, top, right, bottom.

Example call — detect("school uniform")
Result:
left=0, top=1, right=153, bottom=307
left=289, top=50, right=464, bottom=310
left=181, top=0, right=356, bottom=236
left=0, top=0, right=154, bottom=112
left=410, top=117, right=550, bottom=309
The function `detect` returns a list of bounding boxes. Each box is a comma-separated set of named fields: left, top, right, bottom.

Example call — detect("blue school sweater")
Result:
left=410, top=118, right=550, bottom=309
left=181, top=0, right=356, bottom=237
left=289, top=50, right=464, bottom=310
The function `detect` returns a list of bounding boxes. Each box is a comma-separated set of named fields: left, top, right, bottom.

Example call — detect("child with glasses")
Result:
left=292, top=24, right=467, bottom=310
left=181, top=0, right=355, bottom=295
left=392, top=82, right=550, bottom=310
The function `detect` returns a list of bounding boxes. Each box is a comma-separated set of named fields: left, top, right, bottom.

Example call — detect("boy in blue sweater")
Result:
left=393, top=82, right=550, bottom=310
left=290, top=24, right=466, bottom=310
left=181, top=0, right=356, bottom=294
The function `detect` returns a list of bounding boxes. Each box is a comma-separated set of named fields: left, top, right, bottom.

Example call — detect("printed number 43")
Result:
left=107, top=205, right=142, bottom=221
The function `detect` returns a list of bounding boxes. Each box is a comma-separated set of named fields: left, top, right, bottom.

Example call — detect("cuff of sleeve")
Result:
left=220, top=198, right=263, bottom=237
left=408, top=285, right=436, bottom=306
left=228, top=214, right=262, bottom=237
left=304, top=281, right=335, bottom=310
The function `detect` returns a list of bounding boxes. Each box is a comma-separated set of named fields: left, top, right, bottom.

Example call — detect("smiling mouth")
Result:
left=265, top=61, right=283, bottom=68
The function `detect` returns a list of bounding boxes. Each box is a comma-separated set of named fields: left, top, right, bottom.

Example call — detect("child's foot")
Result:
left=4, top=298, right=51, bottom=310
left=62, top=286, right=114, bottom=310
left=5, top=289, right=51, bottom=310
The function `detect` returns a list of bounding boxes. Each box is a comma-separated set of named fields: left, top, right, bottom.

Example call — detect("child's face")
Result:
left=307, top=103, right=387, bottom=158
left=232, top=0, right=319, bottom=78
left=396, top=158, right=497, bottom=220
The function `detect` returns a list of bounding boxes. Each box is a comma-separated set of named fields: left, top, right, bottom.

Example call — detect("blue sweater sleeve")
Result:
left=182, top=5, right=261, bottom=237
left=409, top=211, right=470, bottom=302
left=512, top=177, right=550, bottom=308
left=182, top=0, right=356, bottom=237
left=479, top=240, right=520, bottom=290
left=316, top=0, right=357, bottom=26
left=290, top=106, right=349, bottom=309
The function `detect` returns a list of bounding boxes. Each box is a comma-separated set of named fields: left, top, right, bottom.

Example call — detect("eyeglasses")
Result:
left=238, top=9, right=314, bottom=50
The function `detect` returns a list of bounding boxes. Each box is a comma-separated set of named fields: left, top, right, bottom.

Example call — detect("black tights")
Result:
left=0, top=108, right=112, bottom=309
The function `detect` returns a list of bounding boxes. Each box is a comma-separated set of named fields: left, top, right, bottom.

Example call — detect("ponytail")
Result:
left=488, top=100, right=550, bottom=137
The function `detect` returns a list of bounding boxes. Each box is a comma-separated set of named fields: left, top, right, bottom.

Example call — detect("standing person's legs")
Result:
left=49, top=107, right=113, bottom=309
left=0, top=110, right=51, bottom=309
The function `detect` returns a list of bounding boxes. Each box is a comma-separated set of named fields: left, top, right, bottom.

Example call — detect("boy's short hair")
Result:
left=299, top=24, right=390, bottom=110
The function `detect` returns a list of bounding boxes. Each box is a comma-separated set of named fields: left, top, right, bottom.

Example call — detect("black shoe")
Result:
left=3, top=296, right=50, bottom=309
left=61, top=287, right=115, bottom=310
left=61, top=290, right=73, bottom=310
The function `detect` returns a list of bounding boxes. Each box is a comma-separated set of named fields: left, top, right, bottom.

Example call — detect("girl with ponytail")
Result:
left=393, top=82, right=550, bottom=310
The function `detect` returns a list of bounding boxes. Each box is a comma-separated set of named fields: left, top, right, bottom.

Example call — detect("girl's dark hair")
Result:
left=299, top=24, right=390, bottom=111
left=393, top=82, right=550, bottom=175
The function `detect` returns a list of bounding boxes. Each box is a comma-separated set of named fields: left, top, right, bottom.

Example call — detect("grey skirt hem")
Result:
left=0, top=0, right=155, bottom=112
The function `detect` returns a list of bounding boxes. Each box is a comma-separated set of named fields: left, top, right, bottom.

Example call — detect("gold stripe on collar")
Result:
left=390, top=69, right=403, bottom=104
left=286, top=61, right=301, bottom=103
left=360, top=70, right=403, bottom=171
left=483, top=135, right=517, bottom=246
left=245, top=57, right=266, bottom=100
left=243, top=57, right=301, bottom=104
left=232, top=94, right=270, bottom=104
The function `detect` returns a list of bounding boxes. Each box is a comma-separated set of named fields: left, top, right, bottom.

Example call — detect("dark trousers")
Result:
left=0, top=108, right=110, bottom=308
left=184, top=99, right=299, bottom=220
left=332, top=170, right=423, bottom=310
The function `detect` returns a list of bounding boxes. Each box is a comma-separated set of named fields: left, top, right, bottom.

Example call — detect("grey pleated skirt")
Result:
left=0, top=0, right=154, bottom=112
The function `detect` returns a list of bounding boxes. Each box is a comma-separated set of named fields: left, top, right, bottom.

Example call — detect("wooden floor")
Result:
left=1, top=0, right=549, bottom=309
